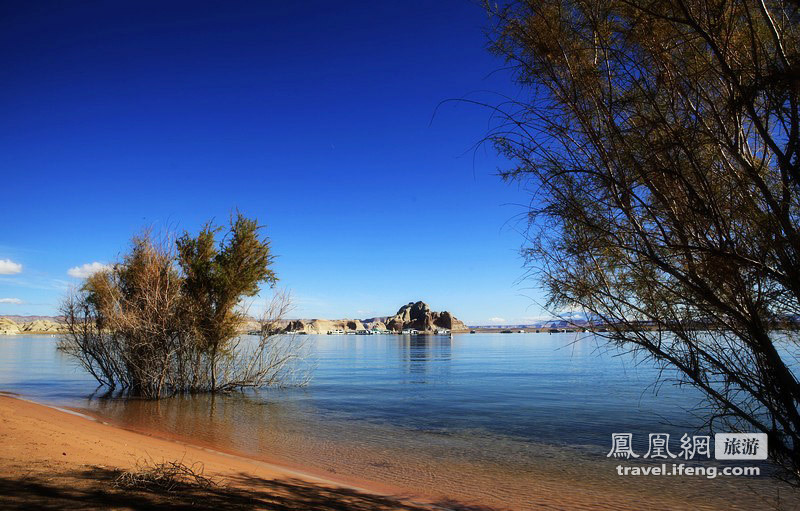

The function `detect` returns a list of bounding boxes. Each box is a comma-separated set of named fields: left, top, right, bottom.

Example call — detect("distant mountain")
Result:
left=1, top=315, right=64, bottom=323
left=469, top=317, right=593, bottom=329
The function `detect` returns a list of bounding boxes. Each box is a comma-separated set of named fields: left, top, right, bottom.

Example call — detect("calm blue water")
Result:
left=309, top=333, right=708, bottom=447
left=7, top=332, right=796, bottom=509
left=0, top=332, right=705, bottom=451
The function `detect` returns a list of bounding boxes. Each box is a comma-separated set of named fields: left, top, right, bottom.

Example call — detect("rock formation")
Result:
left=384, top=301, right=469, bottom=332
left=20, top=320, right=68, bottom=333
left=0, top=318, right=19, bottom=335
left=283, top=318, right=366, bottom=334
left=0, top=303, right=469, bottom=337
left=277, top=301, right=467, bottom=334
left=363, top=320, right=387, bottom=331
left=0, top=317, right=69, bottom=335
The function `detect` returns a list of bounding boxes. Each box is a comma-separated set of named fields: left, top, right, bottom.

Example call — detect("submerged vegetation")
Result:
left=59, top=214, right=306, bottom=398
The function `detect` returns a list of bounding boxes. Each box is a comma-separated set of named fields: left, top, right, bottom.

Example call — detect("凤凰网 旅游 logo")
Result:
left=714, top=433, right=768, bottom=460
left=607, top=432, right=767, bottom=460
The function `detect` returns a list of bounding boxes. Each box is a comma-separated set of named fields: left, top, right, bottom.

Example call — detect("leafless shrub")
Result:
left=114, top=458, right=218, bottom=493
left=209, top=290, right=311, bottom=392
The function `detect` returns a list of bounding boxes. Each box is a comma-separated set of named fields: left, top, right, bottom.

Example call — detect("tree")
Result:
left=59, top=216, right=303, bottom=398
left=176, top=213, right=277, bottom=392
left=61, top=233, right=189, bottom=398
left=485, top=0, right=800, bottom=482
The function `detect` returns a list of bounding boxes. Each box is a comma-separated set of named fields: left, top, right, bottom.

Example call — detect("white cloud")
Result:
left=67, top=262, right=111, bottom=279
left=489, top=317, right=506, bottom=324
left=0, top=298, right=22, bottom=304
left=0, top=259, right=22, bottom=274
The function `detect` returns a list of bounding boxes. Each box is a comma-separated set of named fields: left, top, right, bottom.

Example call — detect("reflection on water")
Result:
left=400, top=335, right=451, bottom=382
left=1, top=333, right=798, bottom=509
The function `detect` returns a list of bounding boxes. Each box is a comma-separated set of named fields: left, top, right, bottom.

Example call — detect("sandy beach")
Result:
left=2, top=392, right=798, bottom=511
left=0, top=394, right=449, bottom=511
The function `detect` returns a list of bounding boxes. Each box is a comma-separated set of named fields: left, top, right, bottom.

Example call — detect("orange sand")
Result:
left=1, top=394, right=796, bottom=510
left=0, top=395, right=447, bottom=510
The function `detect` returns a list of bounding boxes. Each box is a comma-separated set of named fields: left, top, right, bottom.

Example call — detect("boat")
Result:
left=327, top=329, right=345, bottom=335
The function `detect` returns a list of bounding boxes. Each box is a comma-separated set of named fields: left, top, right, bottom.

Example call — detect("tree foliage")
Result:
left=176, top=214, right=277, bottom=390
left=486, top=0, right=800, bottom=482
left=59, top=216, right=304, bottom=398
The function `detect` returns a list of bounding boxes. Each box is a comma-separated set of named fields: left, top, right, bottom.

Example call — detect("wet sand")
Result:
left=0, top=394, right=796, bottom=510
left=0, top=395, right=443, bottom=510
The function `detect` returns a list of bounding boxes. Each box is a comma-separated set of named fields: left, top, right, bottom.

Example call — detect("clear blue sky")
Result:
left=0, top=0, right=546, bottom=325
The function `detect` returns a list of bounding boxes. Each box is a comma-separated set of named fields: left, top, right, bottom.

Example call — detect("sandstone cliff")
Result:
left=279, top=301, right=467, bottom=334
left=1, top=302, right=469, bottom=337
left=363, top=320, right=387, bottom=331
left=384, top=301, right=469, bottom=332
left=0, top=318, right=19, bottom=335
left=283, top=319, right=366, bottom=334
left=0, top=317, right=69, bottom=335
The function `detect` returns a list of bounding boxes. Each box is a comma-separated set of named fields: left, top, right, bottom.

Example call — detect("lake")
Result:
left=0, top=332, right=792, bottom=510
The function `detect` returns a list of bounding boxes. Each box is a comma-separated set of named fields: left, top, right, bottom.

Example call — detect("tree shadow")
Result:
left=0, top=467, right=503, bottom=511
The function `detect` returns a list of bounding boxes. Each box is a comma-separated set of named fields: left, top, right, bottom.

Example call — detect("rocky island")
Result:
left=282, top=301, right=469, bottom=334
left=1, top=301, right=468, bottom=336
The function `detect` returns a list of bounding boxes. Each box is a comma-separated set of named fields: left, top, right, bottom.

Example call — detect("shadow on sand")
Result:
left=0, top=467, right=502, bottom=511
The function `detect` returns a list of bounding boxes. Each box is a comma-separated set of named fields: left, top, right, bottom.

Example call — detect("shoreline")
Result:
left=3, top=393, right=798, bottom=510
left=0, top=394, right=454, bottom=511
left=65, top=399, right=412, bottom=500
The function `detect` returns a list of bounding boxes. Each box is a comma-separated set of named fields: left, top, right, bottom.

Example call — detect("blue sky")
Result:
left=0, top=1, right=546, bottom=325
